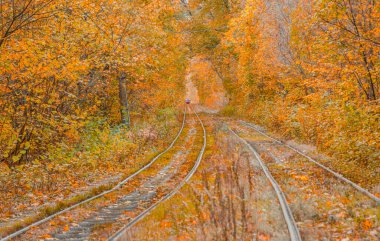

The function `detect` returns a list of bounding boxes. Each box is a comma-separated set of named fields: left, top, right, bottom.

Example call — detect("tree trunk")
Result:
left=118, top=73, right=130, bottom=126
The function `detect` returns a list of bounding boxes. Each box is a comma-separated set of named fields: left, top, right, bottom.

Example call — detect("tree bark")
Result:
left=118, top=73, right=130, bottom=126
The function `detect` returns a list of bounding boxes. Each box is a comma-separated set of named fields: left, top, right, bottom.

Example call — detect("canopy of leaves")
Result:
left=0, top=0, right=187, bottom=166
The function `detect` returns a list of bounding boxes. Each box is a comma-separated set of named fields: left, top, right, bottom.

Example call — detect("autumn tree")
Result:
left=0, top=0, right=186, bottom=166
left=0, top=0, right=56, bottom=47
left=186, top=0, right=379, bottom=184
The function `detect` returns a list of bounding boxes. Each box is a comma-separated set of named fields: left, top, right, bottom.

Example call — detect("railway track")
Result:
left=231, top=120, right=379, bottom=240
left=4, top=111, right=376, bottom=240
left=107, top=107, right=206, bottom=241
left=239, top=120, right=380, bottom=204
left=1, top=106, right=206, bottom=241
left=230, top=128, right=302, bottom=241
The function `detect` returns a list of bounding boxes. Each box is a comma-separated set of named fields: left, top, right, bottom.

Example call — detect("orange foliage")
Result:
left=196, top=0, right=380, bottom=186
left=0, top=0, right=186, bottom=166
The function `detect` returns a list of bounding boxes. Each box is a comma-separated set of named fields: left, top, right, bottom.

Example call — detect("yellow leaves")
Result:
left=64, top=128, right=81, bottom=144
left=293, top=175, right=309, bottom=181
left=34, top=190, right=44, bottom=197
left=340, top=197, right=351, bottom=205
left=160, top=220, right=172, bottom=228
left=12, top=155, right=21, bottom=163
left=0, top=162, right=11, bottom=174
left=39, top=234, right=52, bottom=239
left=0, top=85, right=11, bottom=94
left=123, top=210, right=134, bottom=216
left=71, top=181, right=80, bottom=189
left=258, top=234, right=271, bottom=241
left=177, top=235, right=193, bottom=241
left=105, top=195, right=117, bottom=203
left=362, top=219, right=373, bottom=230
left=63, top=224, right=70, bottom=231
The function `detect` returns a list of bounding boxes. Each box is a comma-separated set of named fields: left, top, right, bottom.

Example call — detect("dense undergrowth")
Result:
left=0, top=108, right=182, bottom=232
left=0, top=0, right=188, bottom=230
left=0, top=0, right=187, bottom=168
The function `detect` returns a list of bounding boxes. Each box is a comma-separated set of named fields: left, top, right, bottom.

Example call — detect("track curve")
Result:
left=239, top=120, right=380, bottom=204
left=230, top=128, right=302, bottom=241
left=1, top=109, right=187, bottom=241
left=107, top=106, right=206, bottom=241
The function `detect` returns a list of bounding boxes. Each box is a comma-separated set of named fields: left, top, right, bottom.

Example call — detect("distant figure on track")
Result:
left=185, top=98, right=191, bottom=104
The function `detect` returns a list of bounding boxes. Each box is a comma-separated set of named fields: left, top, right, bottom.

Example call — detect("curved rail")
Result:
left=239, top=121, right=380, bottom=204
left=0, top=109, right=188, bottom=241
left=230, top=128, right=302, bottom=241
left=107, top=106, right=206, bottom=241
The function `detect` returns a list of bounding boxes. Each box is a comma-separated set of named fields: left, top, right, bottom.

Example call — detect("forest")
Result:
left=0, top=0, right=379, bottom=240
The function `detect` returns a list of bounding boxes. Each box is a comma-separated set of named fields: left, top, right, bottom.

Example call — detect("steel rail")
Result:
left=0, top=109, right=188, bottom=241
left=230, top=128, right=302, bottom=241
left=107, top=106, right=206, bottom=241
left=239, top=120, right=380, bottom=204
